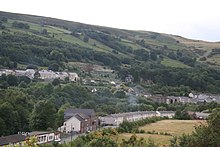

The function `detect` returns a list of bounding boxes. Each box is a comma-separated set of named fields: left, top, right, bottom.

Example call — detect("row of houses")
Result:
left=0, top=131, right=60, bottom=146
left=145, top=93, right=220, bottom=104
left=99, top=111, right=175, bottom=126
left=0, top=69, right=79, bottom=82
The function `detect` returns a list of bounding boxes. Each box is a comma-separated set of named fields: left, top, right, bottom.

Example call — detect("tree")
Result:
left=48, top=63, right=60, bottom=71
left=139, top=104, right=154, bottom=111
left=0, top=102, right=16, bottom=135
left=7, top=75, right=18, bottom=86
left=0, top=117, right=7, bottom=136
left=1, top=17, right=8, bottom=22
left=30, top=100, right=56, bottom=130
left=156, top=106, right=167, bottom=111
left=83, top=36, right=89, bottom=42
left=172, top=108, right=220, bottom=147
left=52, top=78, right=60, bottom=86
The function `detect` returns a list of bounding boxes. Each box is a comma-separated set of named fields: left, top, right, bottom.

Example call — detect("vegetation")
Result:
left=170, top=108, right=220, bottom=147
left=0, top=12, right=220, bottom=145
left=117, top=117, right=165, bottom=133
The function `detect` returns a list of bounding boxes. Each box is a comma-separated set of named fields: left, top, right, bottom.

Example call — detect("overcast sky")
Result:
left=0, top=0, right=220, bottom=42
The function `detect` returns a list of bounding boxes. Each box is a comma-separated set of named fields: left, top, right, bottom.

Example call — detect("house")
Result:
left=27, top=131, right=61, bottom=145
left=25, top=69, right=36, bottom=79
left=68, top=73, right=79, bottom=82
left=148, top=95, right=169, bottom=104
left=56, top=72, right=68, bottom=80
left=100, top=111, right=159, bottom=126
left=38, top=70, right=57, bottom=80
left=15, top=70, right=26, bottom=77
left=156, top=111, right=175, bottom=118
left=0, top=134, right=26, bottom=146
left=59, top=108, right=97, bottom=133
left=188, top=112, right=210, bottom=120
left=4, top=69, right=15, bottom=76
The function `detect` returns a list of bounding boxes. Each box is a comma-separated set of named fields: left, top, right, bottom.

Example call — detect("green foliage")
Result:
left=170, top=109, right=220, bottom=147
left=117, top=117, right=165, bottom=133
left=30, top=100, right=56, bottom=130
left=48, top=63, right=60, bottom=71
left=12, top=21, right=30, bottom=29
left=114, top=90, right=126, bottom=98
left=174, top=110, right=191, bottom=120
left=52, top=78, right=60, bottom=86
left=156, top=106, right=167, bottom=111
left=0, top=88, right=32, bottom=136
left=71, top=129, right=118, bottom=147
left=7, top=74, right=18, bottom=86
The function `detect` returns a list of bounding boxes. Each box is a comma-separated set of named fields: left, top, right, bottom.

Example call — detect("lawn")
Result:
left=119, top=120, right=205, bottom=146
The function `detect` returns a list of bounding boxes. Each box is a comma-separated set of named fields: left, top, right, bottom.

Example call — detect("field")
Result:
left=119, top=120, right=205, bottom=146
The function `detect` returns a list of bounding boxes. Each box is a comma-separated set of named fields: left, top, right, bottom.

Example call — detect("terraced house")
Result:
left=58, top=108, right=98, bottom=133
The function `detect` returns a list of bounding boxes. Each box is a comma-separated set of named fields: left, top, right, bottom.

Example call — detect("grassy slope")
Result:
left=119, top=120, right=205, bottom=146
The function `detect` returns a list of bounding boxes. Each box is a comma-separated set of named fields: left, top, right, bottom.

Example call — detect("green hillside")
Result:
left=1, top=11, right=220, bottom=93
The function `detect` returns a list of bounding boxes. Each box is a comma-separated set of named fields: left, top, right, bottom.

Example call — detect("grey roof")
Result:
left=74, top=114, right=86, bottom=122
left=28, top=131, right=51, bottom=136
left=195, top=112, right=210, bottom=118
left=0, top=134, right=26, bottom=146
left=159, top=111, right=175, bottom=114
left=110, top=111, right=157, bottom=118
left=64, top=108, right=95, bottom=121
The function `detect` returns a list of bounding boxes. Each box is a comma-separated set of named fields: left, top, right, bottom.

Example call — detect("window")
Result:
left=49, top=135, right=53, bottom=141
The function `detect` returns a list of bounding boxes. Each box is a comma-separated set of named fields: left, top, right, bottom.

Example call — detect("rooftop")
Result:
left=0, top=134, right=26, bottom=146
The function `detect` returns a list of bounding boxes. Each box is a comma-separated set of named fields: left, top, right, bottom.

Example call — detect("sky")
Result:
left=0, top=0, right=220, bottom=42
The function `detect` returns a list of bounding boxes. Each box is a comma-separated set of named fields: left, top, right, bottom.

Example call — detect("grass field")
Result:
left=119, top=120, right=205, bottom=146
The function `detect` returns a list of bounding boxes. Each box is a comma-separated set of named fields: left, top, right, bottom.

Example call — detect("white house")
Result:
left=56, top=72, right=68, bottom=80
left=38, top=70, right=57, bottom=80
left=59, top=108, right=97, bottom=134
left=100, top=111, right=175, bottom=126
left=59, top=114, right=83, bottom=133
left=27, top=131, right=61, bottom=145
left=15, top=70, right=26, bottom=77
left=68, top=73, right=79, bottom=82
left=156, top=111, right=175, bottom=118
left=25, top=69, right=35, bottom=79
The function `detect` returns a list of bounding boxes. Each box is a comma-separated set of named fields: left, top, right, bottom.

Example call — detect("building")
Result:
left=25, top=69, right=35, bottom=79
left=156, top=111, right=175, bottom=118
left=68, top=73, right=79, bottom=82
left=147, top=95, right=169, bottom=104
left=59, top=108, right=97, bottom=133
left=0, top=134, right=26, bottom=146
left=0, top=131, right=60, bottom=146
left=38, top=70, right=57, bottom=80
left=188, top=112, right=210, bottom=120
left=100, top=111, right=174, bottom=126
left=27, top=131, right=60, bottom=145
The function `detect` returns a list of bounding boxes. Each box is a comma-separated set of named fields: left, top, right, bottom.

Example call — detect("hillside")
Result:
left=1, top=11, right=220, bottom=93
left=1, top=11, right=220, bottom=67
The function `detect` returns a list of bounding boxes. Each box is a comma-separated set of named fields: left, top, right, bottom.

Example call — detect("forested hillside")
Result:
left=1, top=11, right=220, bottom=93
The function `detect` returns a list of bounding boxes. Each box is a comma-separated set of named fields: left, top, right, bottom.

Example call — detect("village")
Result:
left=0, top=106, right=211, bottom=146
left=0, top=67, right=218, bottom=146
